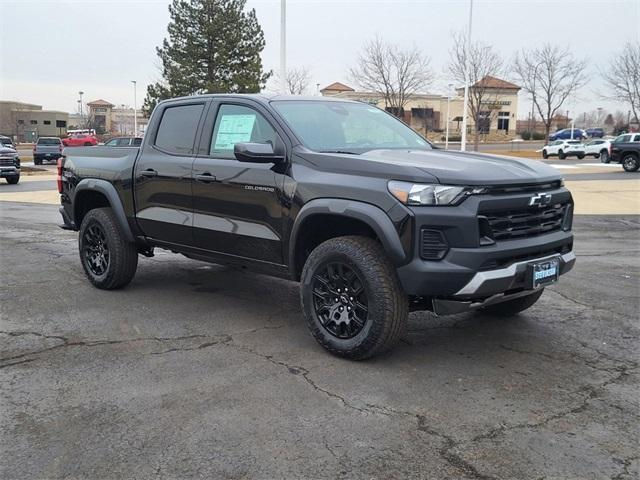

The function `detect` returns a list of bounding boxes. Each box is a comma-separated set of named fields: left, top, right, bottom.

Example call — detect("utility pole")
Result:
left=460, top=0, right=473, bottom=151
left=131, top=81, right=137, bottom=136
left=280, top=0, right=287, bottom=94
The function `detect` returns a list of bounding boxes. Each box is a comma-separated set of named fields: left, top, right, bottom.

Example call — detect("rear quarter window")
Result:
left=154, top=103, right=205, bottom=154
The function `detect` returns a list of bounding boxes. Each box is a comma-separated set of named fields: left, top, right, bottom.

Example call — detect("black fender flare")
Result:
left=73, top=178, right=135, bottom=242
left=288, top=198, right=408, bottom=276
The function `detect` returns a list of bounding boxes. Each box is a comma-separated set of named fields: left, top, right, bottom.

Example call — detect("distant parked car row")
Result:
left=547, top=127, right=606, bottom=141
left=541, top=132, right=640, bottom=172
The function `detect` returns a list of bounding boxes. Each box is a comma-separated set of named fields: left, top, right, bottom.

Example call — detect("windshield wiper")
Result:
left=319, top=150, right=360, bottom=155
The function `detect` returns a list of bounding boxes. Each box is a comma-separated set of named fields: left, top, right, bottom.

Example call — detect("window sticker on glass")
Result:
left=213, top=114, right=256, bottom=150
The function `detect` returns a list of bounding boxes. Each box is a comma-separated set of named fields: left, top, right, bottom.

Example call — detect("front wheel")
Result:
left=34, top=157, right=42, bottom=165
left=600, top=150, right=610, bottom=163
left=79, top=207, right=138, bottom=289
left=300, top=236, right=408, bottom=360
left=6, top=176, right=19, bottom=184
left=478, top=289, right=544, bottom=316
left=622, top=154, right=640, bottom=172
left=577, top=154, right=585, bottom=159
left=558, top=150, right=566, bottom=159
left=542, top=150, right=549, bottom=159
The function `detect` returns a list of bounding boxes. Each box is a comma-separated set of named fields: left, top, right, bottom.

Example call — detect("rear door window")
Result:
left=155, top=103, right=205, bottom=154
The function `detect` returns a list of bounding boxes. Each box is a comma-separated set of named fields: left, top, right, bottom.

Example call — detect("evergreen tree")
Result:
left=143, top=0, right=270, bottom=115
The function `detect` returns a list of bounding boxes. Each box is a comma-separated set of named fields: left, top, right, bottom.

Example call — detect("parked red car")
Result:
left=62, top=134, right=97, bottom=147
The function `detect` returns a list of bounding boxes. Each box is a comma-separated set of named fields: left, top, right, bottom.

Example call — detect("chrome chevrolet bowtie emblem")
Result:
left=529, top=193, right=552, bottom=207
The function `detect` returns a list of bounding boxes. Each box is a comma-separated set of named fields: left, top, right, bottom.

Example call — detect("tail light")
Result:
left=32, top=145, right=36, bottom=153
left=57, top=157, right=64, bottom=193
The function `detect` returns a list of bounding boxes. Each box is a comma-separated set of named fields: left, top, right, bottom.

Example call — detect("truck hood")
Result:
left=303, top=148, right=562, bottom=185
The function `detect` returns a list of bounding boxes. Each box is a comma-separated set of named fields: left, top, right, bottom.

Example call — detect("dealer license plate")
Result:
left=530, top=258, right=559, bottom=289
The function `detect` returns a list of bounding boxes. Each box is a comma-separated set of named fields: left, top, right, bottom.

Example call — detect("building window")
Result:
left=497, top=111, right=510, bottom=131
left=477, top=111, right=490, bottom=134
left=56, top=120, right=67, bottom=128
left=17, top=120, right=24, bottom=125
left=30, top=120, right=38, bottom=125
left=44, top=120, right=51, bottom=125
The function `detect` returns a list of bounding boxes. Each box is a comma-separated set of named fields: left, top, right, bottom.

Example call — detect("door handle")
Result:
left=195, top=172, right=216, bottom=183
left=139, top=168, right=157, bottom=178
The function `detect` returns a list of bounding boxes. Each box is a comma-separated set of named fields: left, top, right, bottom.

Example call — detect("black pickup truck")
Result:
left=609, top=132, right=640, bottom=172
left=59, top=94, right=575, bottom=359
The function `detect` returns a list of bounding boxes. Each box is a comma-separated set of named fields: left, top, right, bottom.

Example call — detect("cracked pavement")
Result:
left=0, top=202, right=638, bottom=479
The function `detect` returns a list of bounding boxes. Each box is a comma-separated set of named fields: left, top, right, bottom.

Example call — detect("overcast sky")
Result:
left=1, top=0, right=638, bottom=119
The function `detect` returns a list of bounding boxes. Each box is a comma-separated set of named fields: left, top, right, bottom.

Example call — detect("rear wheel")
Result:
left=622, top=154, right=639, bottom=172
left=577, top=153, right=585, bottom=159
left=542, top=149, right=549, bottom=159
left=84, top=142, right=92, bottom=146
left=479, top=289, right=544, bottom=316
left=600, top=150, right=610, bottom=163
left=300, top=236, right=408, bottom=360
left=6, top=176, right=19, bottom=184
left=79, top=207, right=138, bottom=289
left=34, top=157, right=42, bottom=165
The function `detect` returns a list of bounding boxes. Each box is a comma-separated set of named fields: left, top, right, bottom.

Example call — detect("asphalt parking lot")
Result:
left=1, top=167, right=639, bottom=479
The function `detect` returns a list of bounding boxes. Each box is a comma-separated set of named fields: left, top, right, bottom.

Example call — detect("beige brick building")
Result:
left=86, top=99, right=148, bottom=136
left=0, top=101, right=69, bottom=142
left=320, top=76, right=520, bottom=139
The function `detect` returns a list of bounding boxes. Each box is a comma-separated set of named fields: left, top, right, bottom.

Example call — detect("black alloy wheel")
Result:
left=311, top=261, right=368, bottom=339
left=82, top=221, right=110, bottom=276
left=622, top=154, right=639, bottom=172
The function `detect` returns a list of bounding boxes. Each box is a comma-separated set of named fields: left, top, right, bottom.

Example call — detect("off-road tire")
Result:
left=600, top=150, right=610, bottom=163
left=300, top=236, right=408, bottom=360
left=542, top=150, right=549, bottom=159
left=479, top=289, right=544, bottom=317
left=558, top=150, right=566, bottom=159
left=6, top=176, right=19, bottom=184
left=79, top=207, right=138, bottom=289
left=622, top=154, right=639, bottom=172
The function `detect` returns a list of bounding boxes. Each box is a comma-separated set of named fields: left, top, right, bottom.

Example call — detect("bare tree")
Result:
left=447, top=32, right=504, bottom=151
left=349, top=36, right=433, bottom=118
left=601, top=42, right=640, bottom=125
left=513, top=44, right=588, bottom=138
left=275, top=66, right=312, bottom=95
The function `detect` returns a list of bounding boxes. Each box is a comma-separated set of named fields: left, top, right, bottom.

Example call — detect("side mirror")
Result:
left=234, top=142, right=284, bottom=163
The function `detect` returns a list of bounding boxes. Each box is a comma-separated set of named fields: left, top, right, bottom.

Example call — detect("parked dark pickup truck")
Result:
left=58, top=94, right=575, bottom=359
left=609, top=132, right=640, bottom=172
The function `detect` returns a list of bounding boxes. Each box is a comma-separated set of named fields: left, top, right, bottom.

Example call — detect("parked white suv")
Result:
left=583, top=139, right=612, bottom=162
left=542, top=140, right=585, bottom=159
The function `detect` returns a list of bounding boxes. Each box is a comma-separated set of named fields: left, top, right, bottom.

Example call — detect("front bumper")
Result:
left=0, top=166, right=20, bottom=177
left=395, top=185, right=575, bottom=305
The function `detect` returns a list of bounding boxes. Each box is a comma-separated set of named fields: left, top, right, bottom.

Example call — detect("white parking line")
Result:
left=549, top=164, right=578, bottom=169
left=580, top=163, right=621, bottom=168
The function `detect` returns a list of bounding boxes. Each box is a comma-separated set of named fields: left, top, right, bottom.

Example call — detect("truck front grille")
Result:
left=481, top=202, right=569, bottom=241
left=0, top=157, right=15, bottom=166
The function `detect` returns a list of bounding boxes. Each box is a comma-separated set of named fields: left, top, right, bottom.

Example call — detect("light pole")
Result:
left=280, top=0, right=287, bottom=94
left=460, top=0, right=473, bottom=151
left=445, top=83, right=453, bottom=149
left=597, top=107, right=603, bottom=127
left=78, top=91, right=84, bottom=127
left=131, top=81, right=137, bottom=136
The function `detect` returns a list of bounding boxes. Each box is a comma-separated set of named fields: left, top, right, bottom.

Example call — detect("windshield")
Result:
left=272, top=100, right=431, bottom=153
left=37, top=138, right=61, bottom=145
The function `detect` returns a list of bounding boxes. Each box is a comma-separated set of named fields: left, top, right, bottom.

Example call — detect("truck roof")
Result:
left=158, top=93, right=358, bottom=107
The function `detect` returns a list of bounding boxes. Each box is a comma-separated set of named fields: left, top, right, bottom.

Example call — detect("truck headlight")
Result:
left=388, top=181, right=485, bottom=206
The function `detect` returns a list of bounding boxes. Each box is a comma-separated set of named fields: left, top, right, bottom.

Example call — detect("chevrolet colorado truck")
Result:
left=58, top=94, right=575, bottom=359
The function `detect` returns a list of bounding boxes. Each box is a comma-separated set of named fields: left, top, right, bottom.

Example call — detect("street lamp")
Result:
left=460, top=0, right=473, bottom=151
left=445, top=83, right=453, bottom=149
left=280, top=0, right=287, bottom=94
left=131, top=81, right=137, bottom=136
left=78, top=91, right=84, bottom=126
